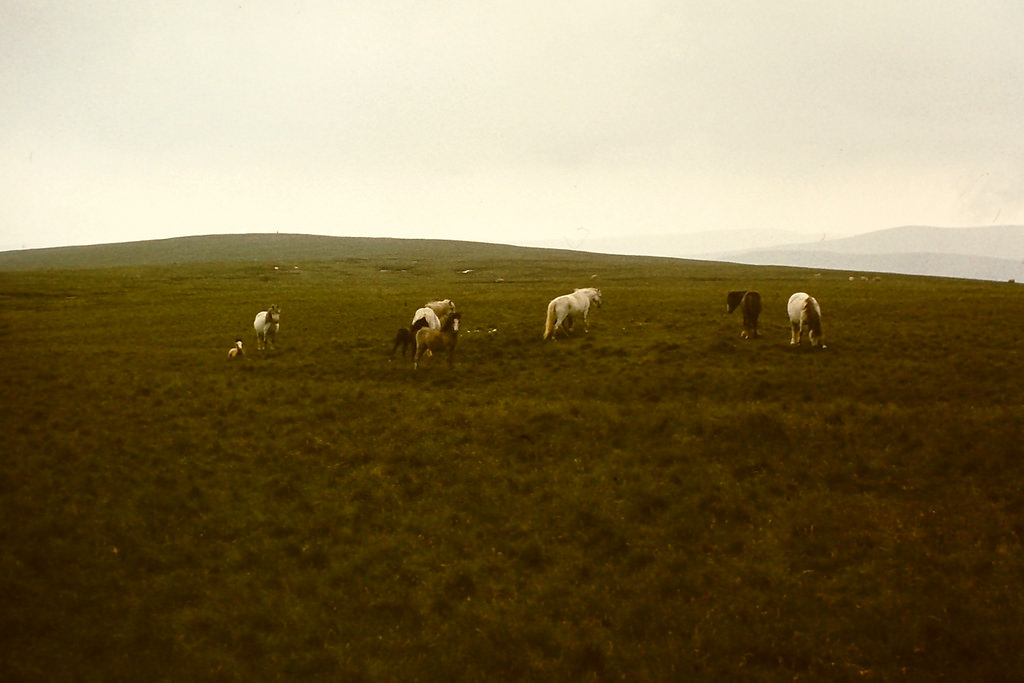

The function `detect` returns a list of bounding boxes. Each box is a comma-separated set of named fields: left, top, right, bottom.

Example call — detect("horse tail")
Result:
left=411, top=316, right=430, bottom=333
left=543, top=299, right=558, bottom=339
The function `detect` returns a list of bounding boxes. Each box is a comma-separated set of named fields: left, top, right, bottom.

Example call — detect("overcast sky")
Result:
left=2, top=1, right=1023, bottom=251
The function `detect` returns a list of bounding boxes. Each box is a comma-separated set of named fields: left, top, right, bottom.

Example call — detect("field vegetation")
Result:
left=2, top=235, right=1023, bottom=681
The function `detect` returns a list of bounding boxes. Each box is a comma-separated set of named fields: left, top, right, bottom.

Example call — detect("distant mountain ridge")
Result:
left=710, top=225, right=1024, bottom=281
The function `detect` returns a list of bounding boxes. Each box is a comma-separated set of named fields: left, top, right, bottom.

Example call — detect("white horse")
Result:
left=424, top=299, right=456, bottom=322
left=788, top=292, right=825, bottom=348
left=254, top=304, right=281, bottom=351
left=543, top=287, right=602, bottom=340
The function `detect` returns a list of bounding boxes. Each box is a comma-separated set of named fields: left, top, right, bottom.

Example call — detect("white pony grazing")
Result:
left=543, top=287, right=602, bottom=340
left=788, top=292, right=826, bottom=348
left=254, top=304, right=281, bottom=351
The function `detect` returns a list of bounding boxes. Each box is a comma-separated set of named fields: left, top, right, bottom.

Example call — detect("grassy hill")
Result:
left=0, top=233, right=592, bottom=271
left=2, top=235, right=1022, bottom=681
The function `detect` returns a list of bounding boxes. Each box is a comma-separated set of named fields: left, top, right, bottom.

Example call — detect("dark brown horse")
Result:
left=727, top=290, right=761, bottom=339
left=391, top=326, right=415, bottom=357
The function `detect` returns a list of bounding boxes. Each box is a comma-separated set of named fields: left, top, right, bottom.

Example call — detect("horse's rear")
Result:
left=411, top=307, right=441, bottom=330
left=787, top=292, right=824, bottom=348
left=741, top=291, right=761, bottom=339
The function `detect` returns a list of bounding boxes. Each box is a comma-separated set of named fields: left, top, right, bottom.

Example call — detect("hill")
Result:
left=0, top=233, right=577, bottom=271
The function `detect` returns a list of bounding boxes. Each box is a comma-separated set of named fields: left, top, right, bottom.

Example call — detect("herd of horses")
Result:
left=233, top=286, right=826, bottom=365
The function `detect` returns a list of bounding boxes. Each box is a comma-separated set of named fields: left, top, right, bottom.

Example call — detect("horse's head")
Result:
left=726, top=290, right=745, bottom=313
left=591, top=288, right=602, bottom=307
left=235, top=339, right=244, bottom=350
left=444, top=311, right=462, bottom=332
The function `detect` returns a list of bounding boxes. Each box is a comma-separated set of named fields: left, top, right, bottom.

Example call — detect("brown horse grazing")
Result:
left=727, top=290, right=762, bottom=339
left=414, top=312, right=461, bottom=369
left=391, top=327, right=415, bottom=357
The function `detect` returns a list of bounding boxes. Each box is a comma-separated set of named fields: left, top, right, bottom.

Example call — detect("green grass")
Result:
left=2, top=237, right=1023, bottom=681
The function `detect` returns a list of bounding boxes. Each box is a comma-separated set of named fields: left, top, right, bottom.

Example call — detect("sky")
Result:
left=2, top=1, right=1023, bottom=252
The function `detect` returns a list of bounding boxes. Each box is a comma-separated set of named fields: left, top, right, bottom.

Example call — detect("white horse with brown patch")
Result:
left=788, top=292, right=826, bottom=348
left=411, top=307, right=441, bottom=331
left=411, top=299, right=455, bottom=330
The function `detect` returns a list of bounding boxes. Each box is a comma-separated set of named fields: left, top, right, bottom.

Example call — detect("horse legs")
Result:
left=552, top=312, right=568, bottom=338
left=790, top=322, right=801, bottom=345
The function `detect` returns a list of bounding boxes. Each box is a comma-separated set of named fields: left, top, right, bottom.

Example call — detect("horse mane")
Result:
left=803, top=297, right=822, bottom=334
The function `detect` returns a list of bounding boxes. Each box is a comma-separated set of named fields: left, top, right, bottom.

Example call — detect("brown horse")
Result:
left=391, top=326, right=415, bottom=357
left=727, top=290, right=761, bottom=339
left=414, top=312, right=461, bottom=369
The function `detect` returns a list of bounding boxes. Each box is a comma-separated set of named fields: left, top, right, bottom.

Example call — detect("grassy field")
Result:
left=2, top=236, right=1023, bottom=681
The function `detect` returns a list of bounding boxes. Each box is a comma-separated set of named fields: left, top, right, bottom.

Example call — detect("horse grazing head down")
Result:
left=727, top=290, right=761, bottom=339
left=787, top=292, right=826, bottom=349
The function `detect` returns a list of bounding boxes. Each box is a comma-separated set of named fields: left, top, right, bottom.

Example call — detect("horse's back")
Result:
left=425, top=299, right=455, bottom=319
left=787, top=292, right=810, bottom=321
left=743, top=291, right=761, bottom=315
left=412, top=307, right=441, bottom=329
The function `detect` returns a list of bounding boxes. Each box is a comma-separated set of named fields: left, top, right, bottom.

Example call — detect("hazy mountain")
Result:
left=527, top=229, right=821, bottom=257
left=710, top=225, right=1024, bottom=281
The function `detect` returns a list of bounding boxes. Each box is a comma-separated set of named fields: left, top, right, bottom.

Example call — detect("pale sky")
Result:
left=2, top=1, right=1023, bottom=252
